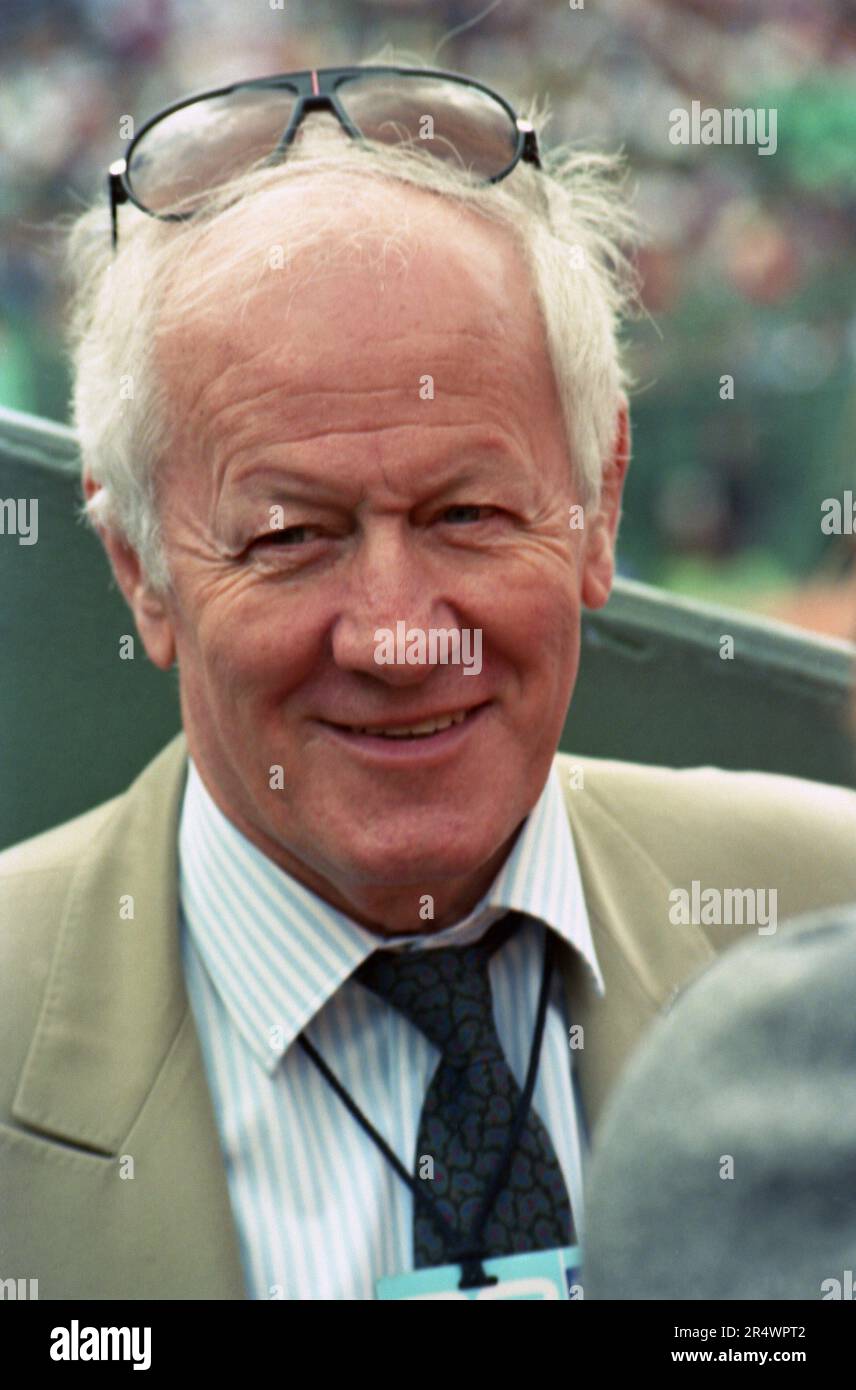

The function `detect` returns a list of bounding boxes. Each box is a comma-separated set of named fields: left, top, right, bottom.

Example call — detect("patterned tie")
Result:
left=355, top=914, right=575, bottom=1269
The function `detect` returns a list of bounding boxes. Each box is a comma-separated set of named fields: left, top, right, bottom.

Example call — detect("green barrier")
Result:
left=0, top=407, right=181, bottom=848
left=565, top=581, right=855, bottom=788
left=1, top=404, right=854, bottom=851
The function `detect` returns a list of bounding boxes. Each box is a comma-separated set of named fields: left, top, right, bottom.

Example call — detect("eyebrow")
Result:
left=221, top=451, right=521, bottom=503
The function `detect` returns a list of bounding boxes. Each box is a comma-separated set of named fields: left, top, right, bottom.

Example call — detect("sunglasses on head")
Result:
left=107, top=64, right=542, bottom=249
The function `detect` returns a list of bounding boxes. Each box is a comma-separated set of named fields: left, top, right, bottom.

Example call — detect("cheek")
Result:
left=489, top=567, right=581, bottom=671
left=181, top=589, right=324, bottom=706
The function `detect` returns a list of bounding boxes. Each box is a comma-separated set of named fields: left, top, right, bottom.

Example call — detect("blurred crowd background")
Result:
left=1, top=0, right=855, bottom=634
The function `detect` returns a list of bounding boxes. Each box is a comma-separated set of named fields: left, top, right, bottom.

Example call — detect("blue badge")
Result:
left=377, top=1245, right=583, bottom=1300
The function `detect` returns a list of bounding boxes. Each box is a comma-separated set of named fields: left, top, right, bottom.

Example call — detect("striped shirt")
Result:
left=178, top=756, right=605, bottom=1300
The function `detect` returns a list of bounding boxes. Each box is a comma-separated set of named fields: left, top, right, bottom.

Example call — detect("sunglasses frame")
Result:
left=108, top=64, right=542, bottom=248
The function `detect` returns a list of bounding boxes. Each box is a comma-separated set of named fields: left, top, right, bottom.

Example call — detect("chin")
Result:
left=322, top=822, right=509, bottom=890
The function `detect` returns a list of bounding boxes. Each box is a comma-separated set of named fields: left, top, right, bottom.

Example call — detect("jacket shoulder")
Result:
left=0, top=736, right=188, bottom=1122
left=0, top=793, right=125, bottom=1126
left=0, top=793, right=125, bottom=882
left=554, top=751, right=856, bottom=914
left=555, top=750, right=856, bottom=836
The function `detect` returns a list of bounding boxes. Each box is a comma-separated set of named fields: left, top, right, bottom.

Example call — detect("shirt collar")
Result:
left=179, top=757, right=604, bottom=1074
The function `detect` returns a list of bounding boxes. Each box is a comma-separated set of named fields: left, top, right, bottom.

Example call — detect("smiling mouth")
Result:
left=328, top=705, right=486, bottom=739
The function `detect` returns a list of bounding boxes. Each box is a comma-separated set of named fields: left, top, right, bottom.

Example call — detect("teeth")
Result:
left=354, top=710, right=469, bottom=738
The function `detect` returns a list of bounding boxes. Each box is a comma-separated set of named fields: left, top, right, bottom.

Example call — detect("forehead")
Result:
left=154, top=176, right=560, bottom=471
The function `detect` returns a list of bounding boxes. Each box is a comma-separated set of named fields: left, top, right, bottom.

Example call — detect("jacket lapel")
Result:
left=11, top=733, right=246, bottom=1299
left=559, top=770, right=717, bottom=1138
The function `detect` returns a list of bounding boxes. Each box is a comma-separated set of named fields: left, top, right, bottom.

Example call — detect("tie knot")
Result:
left=355, top=914, right=520, bottom=1058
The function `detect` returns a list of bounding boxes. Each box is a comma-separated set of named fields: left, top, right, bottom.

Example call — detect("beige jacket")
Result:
left=3, top=732, right=856, bottom=1299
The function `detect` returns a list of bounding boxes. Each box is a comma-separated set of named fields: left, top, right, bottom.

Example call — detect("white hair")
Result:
left=65, top=75, right=639, bottom=594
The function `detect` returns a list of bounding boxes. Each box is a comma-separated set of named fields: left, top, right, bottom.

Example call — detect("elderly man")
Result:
left=2, top=62, right=856, bottom=1302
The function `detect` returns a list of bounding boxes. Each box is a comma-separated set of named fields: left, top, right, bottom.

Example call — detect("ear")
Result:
left=83, top=475, right=176, bottom=670
left=581, top=398, right=631, bottom=611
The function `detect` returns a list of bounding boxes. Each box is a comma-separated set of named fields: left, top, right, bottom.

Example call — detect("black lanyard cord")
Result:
left=296, top=924, right=556, bottom=1278
left=296, top=1032, right=446, bottom=1236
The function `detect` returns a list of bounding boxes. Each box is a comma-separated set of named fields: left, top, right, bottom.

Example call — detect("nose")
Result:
left=330, top=522, right=457, bottom=684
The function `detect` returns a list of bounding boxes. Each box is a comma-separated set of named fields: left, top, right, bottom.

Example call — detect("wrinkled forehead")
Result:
left=152, top=170, right=552, bottom=444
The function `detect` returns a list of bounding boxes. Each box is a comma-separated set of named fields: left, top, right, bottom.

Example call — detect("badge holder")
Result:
left=377, top=1245, right=583, bottom=1300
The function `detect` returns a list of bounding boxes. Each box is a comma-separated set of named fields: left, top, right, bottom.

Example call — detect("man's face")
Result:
left=115, top=180, right=626, bottom=932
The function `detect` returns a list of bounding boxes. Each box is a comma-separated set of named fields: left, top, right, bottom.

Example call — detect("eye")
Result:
left=254, top=524, right=320, bottom=548
left=441, top=504, right=498, bottom=525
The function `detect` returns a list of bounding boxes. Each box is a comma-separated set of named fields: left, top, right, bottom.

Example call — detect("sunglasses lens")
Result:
left=124, top=74, right=525, bottom=224
left=127, top=86, right=300, bottom=215
left=339, top=74, right=520, bottom=178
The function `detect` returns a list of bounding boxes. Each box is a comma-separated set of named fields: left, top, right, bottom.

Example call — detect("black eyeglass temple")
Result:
left=519, top=123, right=542, bottom=170
left=109, top=162, right=127, bottom=250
